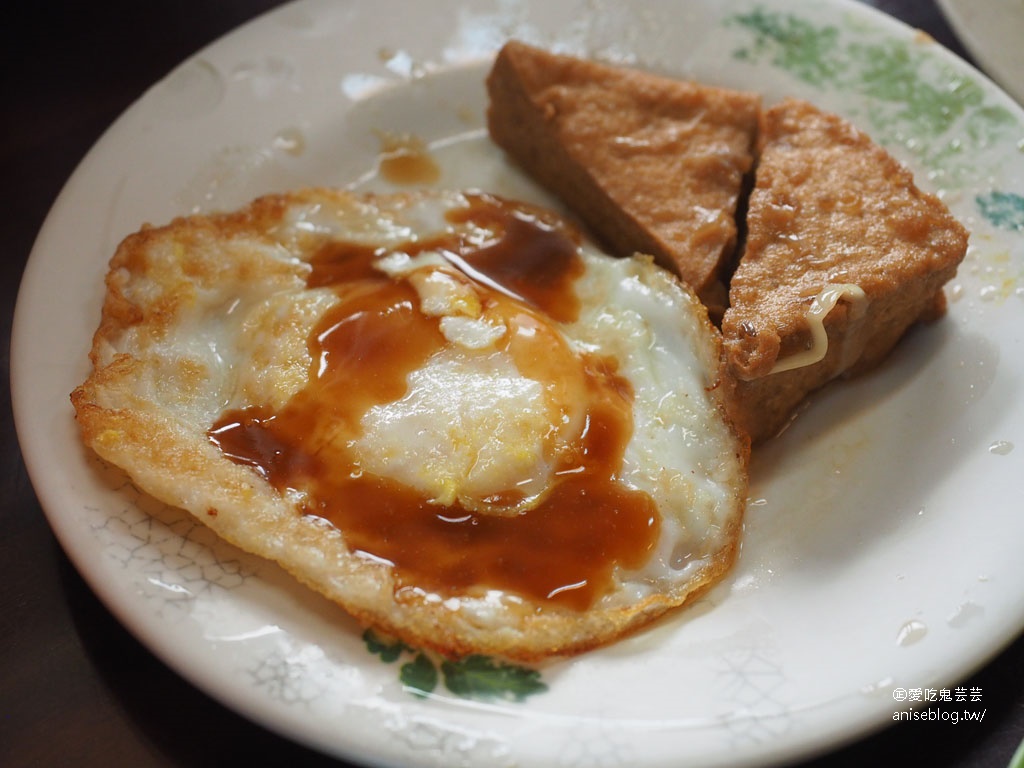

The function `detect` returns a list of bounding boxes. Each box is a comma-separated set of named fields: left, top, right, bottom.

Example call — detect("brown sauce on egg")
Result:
left=445, top=200, right=584, bottom=322
left=209, top=196, right=659, bottom=610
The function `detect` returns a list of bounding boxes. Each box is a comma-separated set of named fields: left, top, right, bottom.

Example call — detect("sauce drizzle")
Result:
left=209, top=196, right=659, bottom=610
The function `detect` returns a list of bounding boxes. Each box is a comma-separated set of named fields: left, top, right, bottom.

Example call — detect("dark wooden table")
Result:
left=3, top=1, right=1022, bottom=766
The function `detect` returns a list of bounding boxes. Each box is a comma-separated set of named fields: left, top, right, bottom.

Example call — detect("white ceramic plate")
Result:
left=938, top=0, right=1024, bottom=104
left=13, top=1, right=1024, bottom=766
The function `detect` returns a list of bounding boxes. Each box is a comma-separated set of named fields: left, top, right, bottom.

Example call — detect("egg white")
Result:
left=72, top=188, right=747, bottom=660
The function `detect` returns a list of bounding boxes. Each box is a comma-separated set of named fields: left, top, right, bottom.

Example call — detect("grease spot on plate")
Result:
left=273, top=127, right=307, bottom=157
left=988, top=440, right=1014, bottom=455
left=896, top=619, right=928, bottom=646
left=860, top=676, right=895, bottom=696
left=947, top=601, right=984, bottom=628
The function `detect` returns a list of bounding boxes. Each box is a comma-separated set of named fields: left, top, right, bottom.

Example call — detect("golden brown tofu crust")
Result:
left=486, top=40, right=760, bottom=312
left=721, top=99, right=968, bottom=442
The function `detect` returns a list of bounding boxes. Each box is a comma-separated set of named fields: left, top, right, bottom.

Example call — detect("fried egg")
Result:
left=72, top=188, right=748, bottom=660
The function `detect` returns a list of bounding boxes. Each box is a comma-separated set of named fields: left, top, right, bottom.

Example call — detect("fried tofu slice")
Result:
left=721, top=98, right=968, bottom=442
left=486, top=40, right=760, bottom=313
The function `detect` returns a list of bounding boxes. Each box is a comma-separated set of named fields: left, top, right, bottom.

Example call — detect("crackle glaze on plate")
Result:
left=938, top=0, right=1024, bottom=105
left=12, top=1, right=1024, bottom=766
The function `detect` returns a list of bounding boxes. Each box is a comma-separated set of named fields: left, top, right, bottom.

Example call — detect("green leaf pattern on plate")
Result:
left=400, top=653, right=440, bottom=698
left=976, top=191, right=1024, bottom=232
left=363, top=629, right=549, bottom=702
left=730, top=9, right=843, bottom=87
left=363, top=627, right=414, bottom=663
left=440, top=655, right=548, bottom=702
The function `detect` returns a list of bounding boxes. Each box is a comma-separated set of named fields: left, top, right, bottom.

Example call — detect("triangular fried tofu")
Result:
left=486, top=40, right=760, bottom=312
left=720, top=98, right=968, bottom=442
